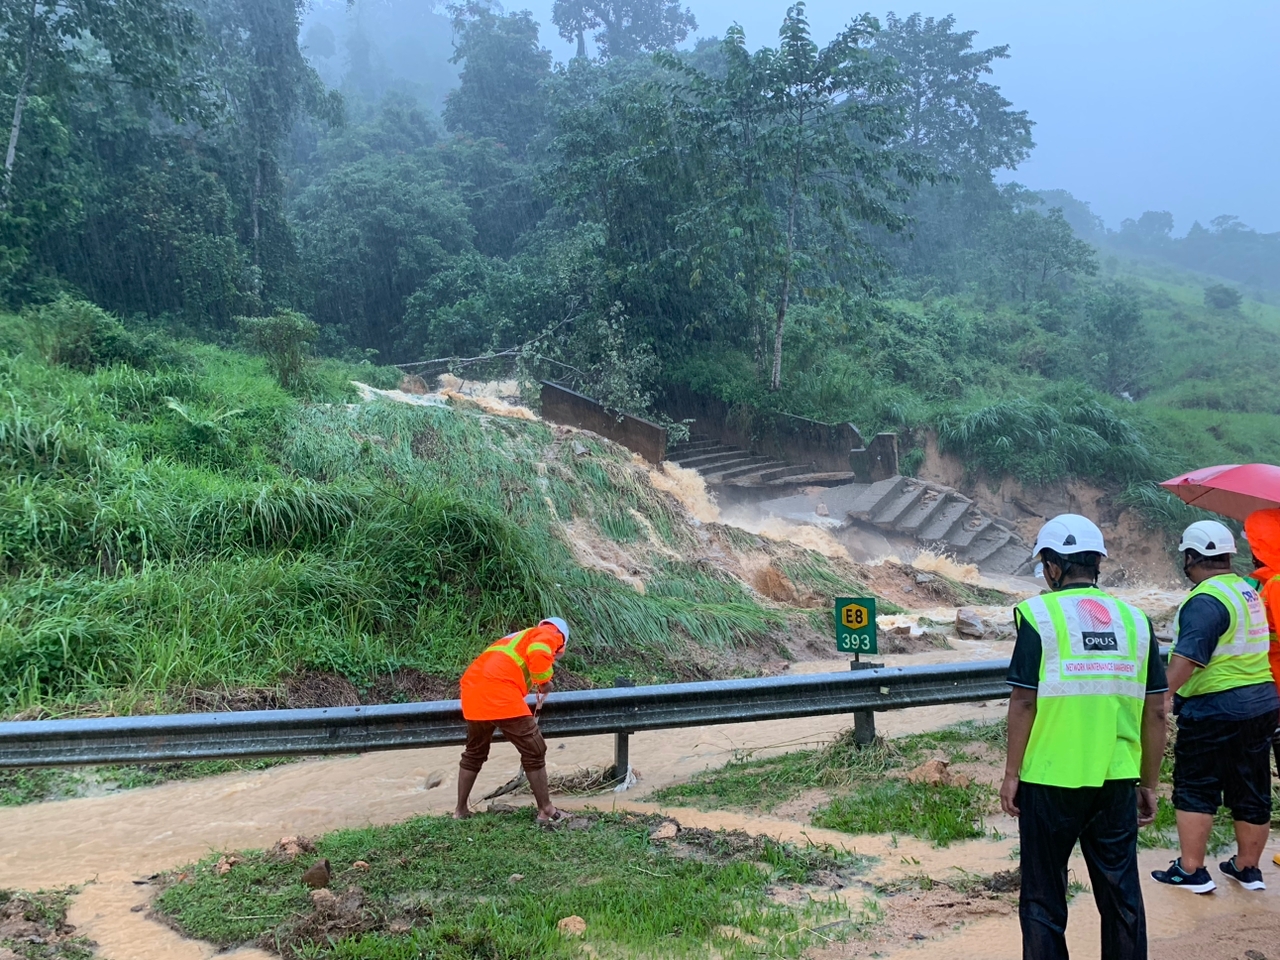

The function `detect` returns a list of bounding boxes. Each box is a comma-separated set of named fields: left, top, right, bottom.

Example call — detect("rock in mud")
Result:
left=351, top=860, right=370, bottom=872
left=268, top=835, right=316, bottom=862
left=557, top=915, right=587, bottom=938
left=955, top=608, right=987, bottom=638
left=985, top=868, right=1021, bottom=893
left=905, top=759, right=972, bottom=789
left=424, top=771, right=445, bottom=789
left=301, top=859, right=332, bottom=889
left=398, top=375, right=429, bottom=394
left=214, top=854, right=241, bottom=876
left=649, top=820, right=679, bottom=841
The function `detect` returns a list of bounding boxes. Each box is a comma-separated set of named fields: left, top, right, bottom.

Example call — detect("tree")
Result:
left=871, top=13, right=1033, bottom=178
left=1204, top=283, right=1242, bottom=310
left=666, top=4, right=922, bottom=390
left=292, top=152, right=475, bottom=358
left=552, top=0, right=696, bottom=60
left=984, top=198, right=1098, bottom=302
left=1086, top=282, right=1146, bottom=396
left=443, top=2, right=551, bottom=157
left=195, top=0, right=342, bottom=295
left=1118, top=209, right=1174, bottom=248
left=0, top=0, right=202, bottom=209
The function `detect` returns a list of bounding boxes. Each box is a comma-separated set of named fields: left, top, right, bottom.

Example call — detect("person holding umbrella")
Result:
left=1243, top=508, right=1280, bottom=868
left=1151, top=521, right=1277, bottom=893
left=1161, top=465, right=1280, bottom=871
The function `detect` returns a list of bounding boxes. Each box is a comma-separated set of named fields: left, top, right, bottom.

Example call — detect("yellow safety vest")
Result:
left=1172, top=574, right=1271, bottom=698
left=1016, top=588, right=1151, bottom=788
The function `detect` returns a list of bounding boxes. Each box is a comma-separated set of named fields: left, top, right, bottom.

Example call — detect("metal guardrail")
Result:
left=0, top=659, right=1012, bottom=769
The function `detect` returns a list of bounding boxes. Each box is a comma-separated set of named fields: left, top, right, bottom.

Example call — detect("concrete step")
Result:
left=983, top=541, right=1033, bottom=576
left=668, top=439, right=721, bottom=456
left=847, top=476, right=908, bottom=518
left=700, top=456, right=768, bottom=479
left=964, top=529, right=1014, bottom=564
left=755, top=463, right=813, bottom=483
left=675, top=449, right=749, bottom=469
left=919, top=498, right=971, bottom=542
left=703, top=457, right=778, bottom=482
left=949, top=515, right=993, bottom=550
left=755, top=470, right=857, bottom=488
left=895, top=488, right=951, bottom=534
left=872, top=482, right=927, bottom=526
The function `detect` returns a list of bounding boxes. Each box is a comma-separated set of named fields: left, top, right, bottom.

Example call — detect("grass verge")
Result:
left=651, top=720, right=1005, bottom=846
left=153, top=809, right=875, bottom=959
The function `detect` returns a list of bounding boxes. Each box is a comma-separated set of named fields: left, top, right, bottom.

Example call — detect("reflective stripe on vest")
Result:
left=483, top=630, right=555, bottom=687
left=1016, top=588, right=1150, bottom=788
left=1172, top=574, right=1272, bottom=698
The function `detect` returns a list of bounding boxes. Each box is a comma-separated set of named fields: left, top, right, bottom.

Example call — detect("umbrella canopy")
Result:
left=1160, top=463, right=1280, bottom=522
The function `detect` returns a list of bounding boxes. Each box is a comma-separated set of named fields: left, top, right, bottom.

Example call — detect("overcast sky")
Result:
left=520, top=0, right=1280, bottom=234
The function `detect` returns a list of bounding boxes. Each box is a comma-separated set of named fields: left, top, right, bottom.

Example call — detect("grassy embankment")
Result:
left=0, top=304, right=889, bottom=731
left=150, top=810, right=874, bottom=959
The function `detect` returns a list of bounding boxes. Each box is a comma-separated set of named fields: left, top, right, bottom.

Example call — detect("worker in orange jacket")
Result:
left=1243, top=509, right=1280, bottom=868
left=454, top=618, right=568, bottom=824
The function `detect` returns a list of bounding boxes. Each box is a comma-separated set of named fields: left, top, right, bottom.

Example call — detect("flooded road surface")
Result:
left=4, top=701, right=1002, bottom=958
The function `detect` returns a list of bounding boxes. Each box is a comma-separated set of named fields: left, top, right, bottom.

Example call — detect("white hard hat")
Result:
left=1178, top=520, right=1236, bottom=556
left=1032, top=514, right=1108, bottom=559
left=541, top=617, right=569, bottom=647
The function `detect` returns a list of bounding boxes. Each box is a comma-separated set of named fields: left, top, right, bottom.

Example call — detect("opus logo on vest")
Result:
left=1078, top=598, right=1118, bottom=651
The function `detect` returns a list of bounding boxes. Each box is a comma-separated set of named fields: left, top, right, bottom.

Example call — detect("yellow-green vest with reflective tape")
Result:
left=1172, top=574, right=1271, bottom=698
left=1016, top=587, right=1152, bottom=788
left=482, top=628, right=557, bottom=689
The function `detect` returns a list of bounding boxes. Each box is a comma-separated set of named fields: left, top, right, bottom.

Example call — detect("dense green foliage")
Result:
left=3, top=0, right=1270, bottom=459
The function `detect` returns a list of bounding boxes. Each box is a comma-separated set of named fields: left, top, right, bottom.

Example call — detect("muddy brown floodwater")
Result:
left=5, top=650, right=1279, bottom=958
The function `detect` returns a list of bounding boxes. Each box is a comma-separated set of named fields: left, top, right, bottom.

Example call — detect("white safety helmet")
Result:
left=540, top=617, right=569, bottom=648
left=1178, top=520, right=1236, bottom=557
left=1032, top=514, right=1108, bottom=559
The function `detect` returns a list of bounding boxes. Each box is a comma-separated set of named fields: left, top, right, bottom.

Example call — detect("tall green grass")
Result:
left=0, top=319, right=782, bottom=714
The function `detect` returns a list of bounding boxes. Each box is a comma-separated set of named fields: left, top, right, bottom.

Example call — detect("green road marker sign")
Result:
left=835, top=597, right=877, bottom=655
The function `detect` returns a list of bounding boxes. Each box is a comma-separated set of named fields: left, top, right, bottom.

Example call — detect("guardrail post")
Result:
left=610, top=677, right=635, bottom=782
left=850, top=659, right=884, bottom=746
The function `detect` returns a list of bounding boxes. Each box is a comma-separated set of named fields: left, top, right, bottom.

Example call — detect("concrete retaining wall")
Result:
left=539, top=382, right=668, bottom=463
left=660, top=384, right=897, bottom=480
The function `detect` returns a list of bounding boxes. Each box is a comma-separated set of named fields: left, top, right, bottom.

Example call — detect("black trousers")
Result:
left=1018, top=779, right=1146, bottom=960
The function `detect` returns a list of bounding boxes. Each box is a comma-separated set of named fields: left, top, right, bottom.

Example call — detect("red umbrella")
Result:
left=1160, top=463, right=1280, bottom=522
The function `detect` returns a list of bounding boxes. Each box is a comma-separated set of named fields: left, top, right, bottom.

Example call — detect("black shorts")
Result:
left=1172, top=710, right=1277, bottom=825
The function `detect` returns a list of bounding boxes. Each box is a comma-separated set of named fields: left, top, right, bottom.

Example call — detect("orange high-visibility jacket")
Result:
left=1244, top=509, right=1280, bottom=693
left=460, top=623, right=566, bottom=722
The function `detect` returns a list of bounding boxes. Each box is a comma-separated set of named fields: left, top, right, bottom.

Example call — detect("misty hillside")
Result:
left=0, top=0, right=1276, bottom=713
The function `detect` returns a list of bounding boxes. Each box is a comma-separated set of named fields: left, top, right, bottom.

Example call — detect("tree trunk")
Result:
left=251, top=156, right=262, bottom=260
left=1, top=0, right=39, bottom=211
left=575, top=29, right=586, bottom=59
left=771, top=182, right=800, bottom=391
